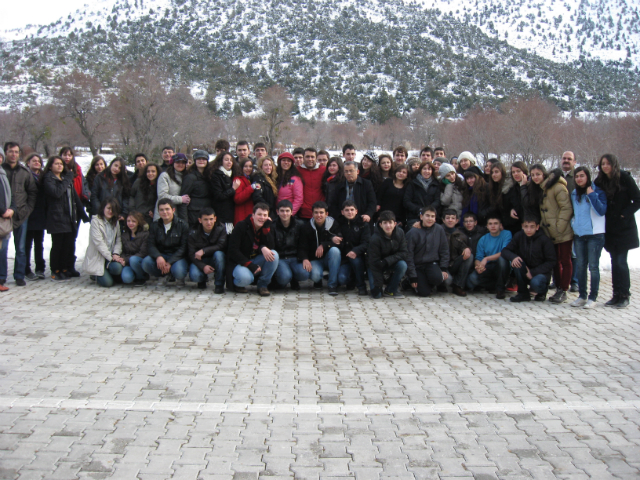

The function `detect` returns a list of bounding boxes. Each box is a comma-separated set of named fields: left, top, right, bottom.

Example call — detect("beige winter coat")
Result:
left=82, top=216, right=122, bottom=276
left=539, top=172, right=573, bottom=244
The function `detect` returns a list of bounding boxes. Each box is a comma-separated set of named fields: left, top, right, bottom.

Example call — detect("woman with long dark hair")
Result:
left=91, top=157, right=131, bottom=218
left=321, top=156, right=343, bottom=214
left=180, top=150, right=212, bottom=227
left=120, top=211, right=149, bottom=286
left=83, top=155, right=106, bottom=207
left=521, top=164, right=573, bottom=304
left=59, top=146, right=86, bottom=203
left=24, top=153, right=47, bottom=280
left=82, top=197, right=123, bottom=288
left=439, top=163, right=464, bottom=218
left=377, top=163, right=409, bottom=227
left=570, top=166, right=607, bottom=308
left=404, top=161, right=441, bottom=227
left=461, top=172, right=489, bottom=225
left=155, top=153, right=189, bottom=221
left=358, top=151, right=383, bottom=193
left=276, top=152, right=304, bottom=217
left=487, top=162, right=522, bottom=234
left=207, top=151, right=241, bottom=234
left=233, top=158, right=256, bottom=225
left=129, top=163, right=159, bottom=224
left=378, top=154, right=393, bottom=180
left=594, top=154, right=640, bottom=308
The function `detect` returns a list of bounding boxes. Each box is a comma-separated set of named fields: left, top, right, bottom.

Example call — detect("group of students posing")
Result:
left=0, top=140, right=638, bottom=308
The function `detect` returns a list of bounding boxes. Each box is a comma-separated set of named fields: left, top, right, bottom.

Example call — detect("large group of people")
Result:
left=0, top=140, right=638, bottom=308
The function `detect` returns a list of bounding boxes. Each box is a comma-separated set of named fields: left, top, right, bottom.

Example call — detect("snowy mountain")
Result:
left=1, top=0, right=639, bottom=118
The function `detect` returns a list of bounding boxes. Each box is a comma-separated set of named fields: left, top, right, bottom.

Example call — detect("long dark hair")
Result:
left=358, top=157, right=383, bottom=190
left=205, top=152, right=241, bottom=181
left=125, top=211, right=147, bottom=234
left=100, top=157, right=131, bottom=196
left=139, top=164, right=160, bottom=202
left=526, top=164, right=548, bottom=206
left=59, top=146, right=79, bottom=178
left=97, top=197, right=121, bottom=226
left=393, top=164, right=410, bottom=186
left=85, top=155, right=106, bottom=190
left=487, top=162, right=508, bottom=208
left=461, top=172, right=487, bottom=207
left=41, top=156, right=66, bottom=185
left=277, top=155, right=303, bottom=188
left=594, top=153, right=621, bottom=200
left=574, top=166, right=592, bottom=202
left=321, top=157, right=344, bottom=195
left=238, top=158, right=253, bottom=178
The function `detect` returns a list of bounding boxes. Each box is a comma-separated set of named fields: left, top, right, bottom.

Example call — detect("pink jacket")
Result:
left=276, top=176, right=303, bottom=215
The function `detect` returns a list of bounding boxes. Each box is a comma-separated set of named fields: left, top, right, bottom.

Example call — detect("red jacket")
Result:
left=73, top=164, right=85, bottom=200
left=298, top=165, right=326, bottom=219
left=233, top=176, right=254, bottom=225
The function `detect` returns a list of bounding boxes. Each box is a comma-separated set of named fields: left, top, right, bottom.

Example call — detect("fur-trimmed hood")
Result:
left=541, top=168, right=567, bottom=191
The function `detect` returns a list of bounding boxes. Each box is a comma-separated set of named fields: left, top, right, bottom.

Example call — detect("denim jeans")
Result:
left=337, top=256, right=366, bottom=288
left=608, top=244, right=631, bottom=297
left=97, top=261, right=123, bottom=288
left=12, top=220, right=28, bottom=280
left=189, top=251, right=226, bottom=286
left=574, top=234, right=605, bottom=300
left=446, top=255, right=474, bottom=289
left=121, top=255, right=147, bottom=284
left=466, top=256, right=510, bottom=291
left=274, top=257, right=310, bottom=286
left=233, top=251, right=279, bottom=288
left=142, top=255, right=189, bottom=280
left=513, top=261, right=550, bottom=295
left=367, top=260, right=408, bottom=294
left=0, top=235, right=10, bottom=282
left=309, top=246, right=341, bottom=288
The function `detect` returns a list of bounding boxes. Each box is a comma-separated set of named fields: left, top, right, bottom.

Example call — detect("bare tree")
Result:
left=258, top=85, right=293, bottom=153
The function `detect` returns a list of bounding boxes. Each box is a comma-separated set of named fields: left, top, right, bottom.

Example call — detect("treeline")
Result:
left=0, top=67, right=639, bottom=170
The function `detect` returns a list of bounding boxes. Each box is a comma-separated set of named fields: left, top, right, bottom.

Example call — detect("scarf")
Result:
left=345, top=180, right=355, bottom=202
left=219, top=166, right=232, bottom=177
left=416, top=175, right=432, bottom=193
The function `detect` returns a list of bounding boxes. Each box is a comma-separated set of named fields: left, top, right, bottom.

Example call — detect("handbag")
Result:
left=0, top=217, right=12, bottom=239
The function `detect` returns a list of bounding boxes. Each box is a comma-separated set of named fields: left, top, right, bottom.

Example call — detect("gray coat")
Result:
left=440, top=183, right=463, bottom=217
left=405, top=223, right=450, bottom=281
left=154, top=171, right=185, bottom=220
left=82, top=216, right=122, bottom=276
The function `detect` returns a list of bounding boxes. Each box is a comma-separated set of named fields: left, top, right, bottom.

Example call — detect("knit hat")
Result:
left=362, top=151, right=378, bottom=165
left=438, top=163, right=456, bottom=178
left=170, top=153, right=188, bottom=165
left=457, top=151, right=477, bottom=166
left=277, top=152, right=295, bottom=165
left=193, top=150, right=210, bottom=161
left=406, top=156, right=422, bottom=168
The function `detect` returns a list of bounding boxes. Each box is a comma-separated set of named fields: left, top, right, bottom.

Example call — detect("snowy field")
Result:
left=5, top=153, right=640, bottom=272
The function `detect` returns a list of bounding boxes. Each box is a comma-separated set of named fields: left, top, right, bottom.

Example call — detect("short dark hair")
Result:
left=200, top=207, right=216, bottom=217
left=317, top=149, right=330, bottom=158
left=341, top=200, right=357, bottom=210
left=292, top=147, right=305, bottom=156
left=253, top=202, right=270, bottom=213
left=304, top=148, right=317, bottom=156
left=312, top=201, right=329, bottom=213
left=462, top=212, right=477, bottom=222
left=343, top=161, right=357, bottom=170
left=162, top=146, right=174, bottom=152
left=420, top=206, right=437, bottom=216
left=134, top=153, right=147, bottom=161
left=434, top=147, right=445, bottom=154
left=442, top=209, right=458, bottom=219
left=420, top=146, right=433, bottom=156
left=254, top=142, right=266, bottom=151
left=3, top=141, right=20, bottom=153
left=237, top=140, right=250, bottom=148
left=342, top=143, right=356, bottom=154
left=157, top=198, right=175, bottom=209
left=215, top=139, right=230, bottom=151
left=393, top=146, right=408, bottom=157
left=521, top=215, right=539, bottom=224
left=378, top=210, right=396, bottom=222
left=276, top=200, right=293, bottom=210
left=486, top=215, right=502, bottom=223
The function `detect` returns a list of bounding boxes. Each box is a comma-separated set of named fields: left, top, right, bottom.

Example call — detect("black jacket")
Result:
left=43, top=171, right=87, bottom=234
left=121, top=227, right=149, bottom=265
left=181, top=170, right=213, bottom=227
left=444, top=226, right=470, bottom=267
left=91, top=174, right=129, bottom=215
left=187, top=222, right=227, bottom=271
left=129, top=179, right=157, bottom=223
left=601, top=170, right=640, bottom=251
left=27, top=172, right=47, bottom=231
left=251, top=172, right=277, bottom=214
left=377, top=178, right=406, bottom=226
left=405, top=224, right=450, bottom=281
left=328, top=176, right=377, bottom=220
left=403, top=177, right=441, bottom=223
left=367, top=224, right=409, bottom=288
left=147, top=215, right=190, bottom=264
left=486, top=179, right=523, bottom=234
left=274, top=217, right=306, bottom=260
left=2, top=162, right=37, bottom=228
left=459, top=225, right=487, bottom=257
left=335, top=215, right=371, bottom=264
left=210, top=169, right=236, bottom=224
left=227, top=215, right=275, bottom=279
left=501, top=229, right=556, bottom=278
left=300, top=217, right=341, bottom=261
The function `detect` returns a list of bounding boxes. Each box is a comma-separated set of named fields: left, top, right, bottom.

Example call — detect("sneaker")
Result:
left=510, top=293, right=531, bottom=303
left=313, top=281, right=323, bottom=289
left=25, top=272, right=37, bottom=281
left=165, top=273, right=176, bottom=284
left=67, top=269, right=81, bottom=278
left=583, top=300, right=596, bottom=309
left=258, top=287, right=270, bottom=297
left=36, top=271, right=45, bottom=280
left=570, top=298, right=587, bottom=307
left=197, top=281, right=207, bottom=289
left=452, top=285, right=467, bottom=297
left=605, top=295, right=620, bottom=307
left=534, top=293, right=547, bottom=302
left=214, top=285, right=225, bottom=294
left=384, top=290, right=405, bottom=299
left=15, top=279, right=26, bottom=286
left=569, top=283, right=579, bottom=293
left=548, top=290, right=567, bottom=304
left=328, top=287, right=338, bottom=296
left=614, top=296, right=629, bottom=309
left=51, top=271, right=68, bottom=281
left=495, top=290, right=506, bottom=300
left=358, top=286, right=368, bottom=296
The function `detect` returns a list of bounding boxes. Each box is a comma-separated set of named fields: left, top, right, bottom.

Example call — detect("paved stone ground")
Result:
left=1, top=269, right=640, bottom=479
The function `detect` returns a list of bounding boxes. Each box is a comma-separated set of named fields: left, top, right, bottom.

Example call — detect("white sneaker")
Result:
left=583, top=300, right=596, bottom=309
left=570, top=298, right=587, bottom=307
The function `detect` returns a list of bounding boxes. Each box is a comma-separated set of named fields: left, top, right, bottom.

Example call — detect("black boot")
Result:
left=605, top=293, right=620, bottom=307
left=614, top=294, right=629, bottom=309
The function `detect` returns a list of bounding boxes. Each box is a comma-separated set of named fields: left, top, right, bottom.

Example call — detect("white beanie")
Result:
left=457, top=151, right=477, bottom=166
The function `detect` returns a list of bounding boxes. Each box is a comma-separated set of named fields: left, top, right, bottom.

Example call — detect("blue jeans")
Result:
left=337, top=256, right=366, bottom=288
left=466, top=257, right=510, bottom=291
left=121, top=255, right=147, bottom=284
left=309, top=247, right=341, bottom=288
left=367, top=260, right=408, bottom=295
left=233, top=251, right=279, bottom=288
left=189, top=251, right=226, bottom=286
left=513, top=262, right=549, bottom=295
left=0, top=235, right=10, bottom=282
left=12, top=220, right=28, bottom=280
left=97, top=261, right=123, bottom=288
left=142, top=255, right=189, bottom=280
left=274, top=257, right=310, bottom=286
left=574, top=234, right=605, bottom=300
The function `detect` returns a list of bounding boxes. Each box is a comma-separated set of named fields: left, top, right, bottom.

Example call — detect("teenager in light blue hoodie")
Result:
left=570, top=166, right=607, bottom=308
